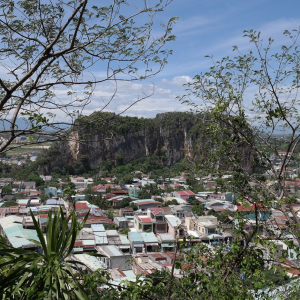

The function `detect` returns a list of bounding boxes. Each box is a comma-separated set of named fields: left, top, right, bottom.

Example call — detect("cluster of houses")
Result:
left=1, top=172, right=300, bottom=284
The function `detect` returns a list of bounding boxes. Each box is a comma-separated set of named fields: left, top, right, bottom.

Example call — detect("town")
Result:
left=0, top=155, right=299, bottom=289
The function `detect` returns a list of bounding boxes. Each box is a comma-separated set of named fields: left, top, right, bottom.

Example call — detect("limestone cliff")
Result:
left=43, top=111, right=253, bottom=173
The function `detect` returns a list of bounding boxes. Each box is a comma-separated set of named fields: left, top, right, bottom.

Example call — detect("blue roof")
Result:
left=128, top=232, right=144, bottom=243
left=46, top=199, right=57, bottom=205
left=91, top=224, right=105, bottom=232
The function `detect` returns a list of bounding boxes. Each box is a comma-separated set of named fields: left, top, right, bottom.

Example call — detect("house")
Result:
left=132, top=199, right=162, bottom=210
left=156, top=233, right=175, bottom=251
left=128, top=232, right=144, bottom=254
left=134, top=215, right=153, bottom=232
left=147, top=208, right=167, bottom=233
left=26, top=198, right=41, bottom=207
left=92, top=184, right=106, bottom=194
left=1, top=223, right=38, bottom=250
left=164, top=215, right=185, bottom=238
left=0, top=216, right=22, bottom=236
left=13, top=181, right=36, bottom=190
left=172, top=190, right=195, bottom=200
left=140, top=232, right=159, bottom=252
left=205, top=201, right=228, bottom=211
left=203, top=181, right=217, bottom=189
left=132, top=255, right=161, bottom=275
left=170, top=204, right=192, bottom=218
left=119, top=208, right=134, bottom=217
left=91, top=224, right=108, bottom=246
left=185, top=216, right=218, bottom=235
left=44, top=187, right=58, bottom=197
left=22, top=216, right=37, bottom=230
left=113, top=217, right=129, bottom=230
left=128, top=187, right=140, bottom=198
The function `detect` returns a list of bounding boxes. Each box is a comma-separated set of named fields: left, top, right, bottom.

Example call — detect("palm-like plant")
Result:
left=0, top=207, right=98, bottom=299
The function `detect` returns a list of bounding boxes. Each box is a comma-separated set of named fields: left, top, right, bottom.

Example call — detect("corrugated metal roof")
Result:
left=3, top=224, right=38, bottom=248
left=114, top=217, right=128, bottom=222
left=0, top=216, right=22, bottom=226
left=73, top=254, right=103, bottom=271
left=46, top=199, right=57, bottom=205
left=140, top=232, right=158, bottom=243
left=165, top=215, right=181, bottom=227
left=128, top=232, right=144, bottom=243
left=94, top=231, right=108, bottom=244
left=101, top=245, right=124, bottom=256
left=157, top=233, right=175, bottom=243
left=119, top=234, right=130, bottom=245
left=91, top=224, right=105, bottom=232
left=106, top=230, right=119, bottom=237
left=95, top=236, right=108, bottom=245
left=82, top=239, right=96, bottom=246
left=17, top=199, right=29, bottom=205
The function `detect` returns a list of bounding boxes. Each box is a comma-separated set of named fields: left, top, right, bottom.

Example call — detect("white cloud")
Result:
left=162, top=75, right=193, bottom=86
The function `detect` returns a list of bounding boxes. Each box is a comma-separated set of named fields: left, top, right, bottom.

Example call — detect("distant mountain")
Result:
left=0, top=118, right=70, bottom=132
left=37, top=111, right=254, bottom=174
left=0, top=118, right=30, bottom=131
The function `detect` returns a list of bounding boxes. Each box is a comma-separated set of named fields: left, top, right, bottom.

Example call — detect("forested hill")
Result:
left=38, top=111, right=253, bottom=175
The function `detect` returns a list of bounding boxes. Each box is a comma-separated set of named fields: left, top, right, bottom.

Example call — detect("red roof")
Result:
left=75, top=203, right=88, bottom=210
left=176, top=190, right=195, bottom=196
left=138, top=217, right=153, bottom=223
left=92, top=184, right=105, bottom=191
left=74, top=240, right=83, bottom=247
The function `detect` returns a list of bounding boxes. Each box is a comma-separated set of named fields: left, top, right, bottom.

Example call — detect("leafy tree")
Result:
left=163, top=199, right=179, bottom=206
left=106, top=208, right=114, bottom=220
left=119, top=197, right=133, bottom=208
left=186, top=195, right=198, bottom=206
left=1, top=200, right=17, bottom=208
left=207, top=209, right=218, bottom=217
left=138, top=186, right=153, bottom=199
left=1, top=184, right=12, bottom=195
left=0, top=0, right=177, bottom=153
left=39, top=193, right=49, bottom=204
left=191, top=204, right=205, bottom=216
left=178, top=29, right=300, bottom=298
left=122, top=173, right=134, bottom=184
left=129, top=203, right=138, bottom=211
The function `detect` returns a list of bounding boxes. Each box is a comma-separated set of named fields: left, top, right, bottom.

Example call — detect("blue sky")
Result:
left=88, top=0, right=300, bottom=118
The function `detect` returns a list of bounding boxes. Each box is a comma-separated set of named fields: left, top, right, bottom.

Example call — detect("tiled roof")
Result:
left=75, top=203, right=88, bottom=210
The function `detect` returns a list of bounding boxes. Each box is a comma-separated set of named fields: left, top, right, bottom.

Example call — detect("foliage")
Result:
left=163, top=199, right=179, bottom=207
left=1, top=184, right=12, bottom=195
left=177, top=29, right=300, bottom=299
left=1, top=200, right=17, bottom=208
left=106, top=208, right=114, bottom=220
left=120, top=228, right=131, bottom=235
left=192, top=204, right=205, bottom=216
left=39, top=193, right=49, bottom=204
left=122, top=173, right=134, bottom=184
left=0, top=207, right=101, bottom=299
left=119, top=197, right=133, bottom=208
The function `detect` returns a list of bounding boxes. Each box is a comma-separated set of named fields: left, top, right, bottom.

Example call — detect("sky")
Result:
left=3, top=0, right=300, bottom=124
left=86, top=0, right=300, bottom=119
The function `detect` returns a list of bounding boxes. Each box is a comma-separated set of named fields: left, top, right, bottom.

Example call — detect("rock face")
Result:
left=44, top=111, right=253, bottom=172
